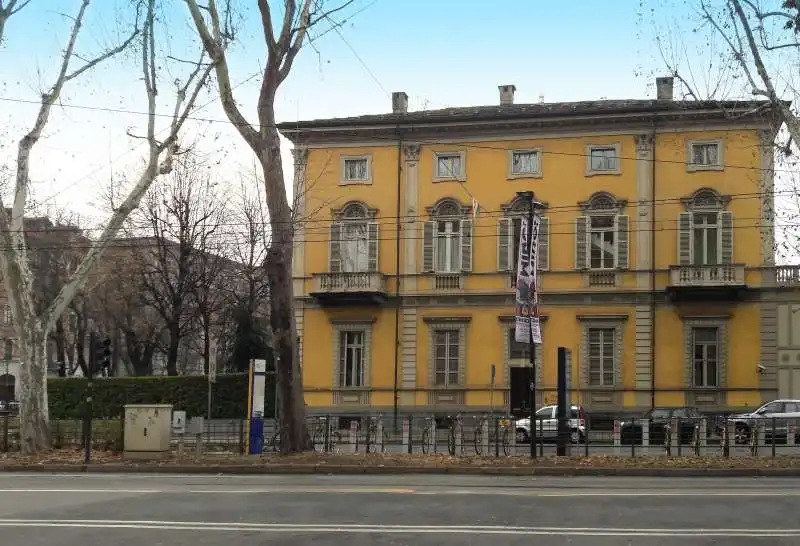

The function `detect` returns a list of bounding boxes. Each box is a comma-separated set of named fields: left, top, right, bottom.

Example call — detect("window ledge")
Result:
left=338, top=179, right=373, bottom=186
left=585, top=170, right=622, bottom=177
left=686, top=164, right=724, bottom=172
left=507, top=172, right=543, bottom=180
left=432, top=176, right=466, bottom=183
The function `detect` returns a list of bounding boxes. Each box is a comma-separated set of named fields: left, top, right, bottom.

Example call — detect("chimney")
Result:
left=499, top=84, right=516, bottom=105
left=392, top=91, right=408, bottom=114
left=656, top=76, right=674, bottom=101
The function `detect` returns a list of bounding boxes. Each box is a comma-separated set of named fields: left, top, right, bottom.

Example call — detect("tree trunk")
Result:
left=17, top=332, right=50, bottom=453
left=166, top=324, right=180, bottom=376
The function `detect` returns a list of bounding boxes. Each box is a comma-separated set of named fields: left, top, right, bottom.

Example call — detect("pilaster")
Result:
left=759, top=129, right=777, bottom=399
left=634, top=134, right=654, bottom=407
left=291, top=147, right=309, bottom=296
left=403, top=143, right=420, bottom=289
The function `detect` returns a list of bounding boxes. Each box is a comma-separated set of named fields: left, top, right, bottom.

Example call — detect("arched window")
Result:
left=575, top=192, right=629, bottom=272
left=329, top=202, right=379, bottom=273
left=497, top=196, right=550, bottom=275
left=678, top=188, right=733, bottom=266
left=422, top=198, right=473, bottom=275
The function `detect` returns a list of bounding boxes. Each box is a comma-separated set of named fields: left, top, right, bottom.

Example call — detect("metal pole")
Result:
left=84, top=330, right=95, bottom=464
left=526, top=195, right=537, bottom=459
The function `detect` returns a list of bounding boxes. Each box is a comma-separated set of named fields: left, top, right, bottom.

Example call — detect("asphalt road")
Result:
left=0, top=473, right=799, bottom=544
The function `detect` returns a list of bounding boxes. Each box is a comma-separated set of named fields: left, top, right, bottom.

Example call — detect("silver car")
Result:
left=515, top=404, right=587, bottom=444
left=728, top=399, right=800, bottom=444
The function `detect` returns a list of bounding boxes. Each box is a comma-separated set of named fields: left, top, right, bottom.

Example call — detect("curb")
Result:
left=2, top=464, right=800, bottom=477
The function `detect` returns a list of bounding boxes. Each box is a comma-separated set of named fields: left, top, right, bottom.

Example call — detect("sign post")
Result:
left=246, top=358, right=267, bottom=455
left=515, top=191, right=543, bottom=458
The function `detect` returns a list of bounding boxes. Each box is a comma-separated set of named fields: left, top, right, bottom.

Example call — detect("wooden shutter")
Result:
left=575, top=216, right=588, bottom=270
left=329, top=223, right=342, bottom=273
left=537, top=216, right=550, bottom=271
left=615, top=215, right=630, bottom=270
left=497, top=217, right=513, bottom=272
left=677, top=212, right=693, bottom=265
left=460, top=218, right=473, bottom=272
left=367, top=221, right=379, bottom=271
left=422, top=221, right=435, bottom=272
left=719, top=210, right=734, bottom=264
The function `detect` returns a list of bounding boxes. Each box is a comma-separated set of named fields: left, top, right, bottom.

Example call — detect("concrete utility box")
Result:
left=123, top=404, right=173, bottom=460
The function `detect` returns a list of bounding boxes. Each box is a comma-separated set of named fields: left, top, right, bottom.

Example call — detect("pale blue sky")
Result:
left=0, top=0, right=719, bottom=226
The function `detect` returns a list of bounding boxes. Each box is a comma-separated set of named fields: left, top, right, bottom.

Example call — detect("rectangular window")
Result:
left=692, top=327, right=718, bottom=388
left=342, top=158, right=368, bottom=181
left=434, top=329, right=460, bottom=386
left=589, top=146, right=618, bottom=172
left=338, top=330, right=365, bottom=387
left=588, top=327, right=615, bottom=386
left=511, top=150, right=540, bottom=175
left=3, top=305, right=10, bottom=325
left=435, top=220, right=461, bottom=273
left=341, top=222, right=368, bottom=272
left=692, top=213, right=718, bottom=265
left=589, top=215, right=615, bottom=269
left=435, top=153, right=463, bottom=179
left=691, top=143, right=720, bottom=167
left=508, top=327, right=531, bottom=360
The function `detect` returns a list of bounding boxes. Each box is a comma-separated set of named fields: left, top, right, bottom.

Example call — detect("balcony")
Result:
left=776, top=265, right=800, bottom=287
left=310, top=272, right=389, bottom=307
left=666, top=264, right=746, bottom=303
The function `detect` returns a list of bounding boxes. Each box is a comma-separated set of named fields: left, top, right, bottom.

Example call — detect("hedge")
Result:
left=47, top=374, right=276, bottom=420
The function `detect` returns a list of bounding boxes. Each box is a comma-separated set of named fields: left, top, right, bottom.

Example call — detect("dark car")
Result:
left=620, top=407, right=701, bottom=445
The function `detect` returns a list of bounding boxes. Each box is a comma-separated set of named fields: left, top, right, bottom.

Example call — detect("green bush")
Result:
left=48, top=373, right=275, bottom=419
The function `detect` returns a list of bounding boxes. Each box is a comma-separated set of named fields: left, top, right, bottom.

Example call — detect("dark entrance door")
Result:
left=509, top=366, right=533, bottom=419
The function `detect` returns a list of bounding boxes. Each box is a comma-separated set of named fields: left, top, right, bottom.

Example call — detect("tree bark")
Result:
left=16, top=331, right=50, bottom=451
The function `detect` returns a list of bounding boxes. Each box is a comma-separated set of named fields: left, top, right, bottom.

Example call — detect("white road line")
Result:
left=0, top=487, right=415, bottom=494
left=0, top=520, right=796, bottom=537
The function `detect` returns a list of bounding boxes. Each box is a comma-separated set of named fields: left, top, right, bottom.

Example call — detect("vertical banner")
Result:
left=515, top=215, right=543, bottom=345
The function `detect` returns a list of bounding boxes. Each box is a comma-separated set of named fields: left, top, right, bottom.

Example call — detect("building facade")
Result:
left=280, top=77, right=799, bottom=417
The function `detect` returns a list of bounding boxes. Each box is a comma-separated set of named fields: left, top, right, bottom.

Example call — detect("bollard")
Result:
left=670, top=418, right=679, bottom=454
left=510, top=418, right=518, bottom=455
left=176, top=432, right=184, bottom=461
left=431, top=419, right=439, bottom=454
left=613, top=420, right=621, bottom=455
left=789, top=420, right=796, bottom=447
left=481, top=419, right=489, bottom=455
left=350, top=421, right=359, bottom=454
left=641, top=420, right=650, bottom=451
left=455, top=420, right=464, bottom=456
left=402, top=417, right=410, bottom=452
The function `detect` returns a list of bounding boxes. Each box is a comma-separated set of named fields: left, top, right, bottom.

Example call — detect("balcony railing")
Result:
left=668, top=264, right=745, bottom=288
left=775, top=265, right=800, bottom=286
left=312, top=271, right=387, bottom=294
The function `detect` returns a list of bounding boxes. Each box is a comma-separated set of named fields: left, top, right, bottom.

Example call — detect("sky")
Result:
left=0, top=0, right=771, bottom=233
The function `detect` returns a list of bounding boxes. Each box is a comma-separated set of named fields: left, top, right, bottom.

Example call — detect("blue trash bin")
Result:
left=249, top=417, right=264, bottom=455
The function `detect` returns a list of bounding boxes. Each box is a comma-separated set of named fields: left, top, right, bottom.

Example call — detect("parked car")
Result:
left=515, top=404, right=586, bottom=444
left=728, top=399, right=800, bottom=444
left=0, top=400, right=18, bottom=413
left=620, top=407, right=701, bottom=445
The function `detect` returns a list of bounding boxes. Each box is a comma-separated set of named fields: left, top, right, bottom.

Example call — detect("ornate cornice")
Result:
left=402, top=143, right=420, bottom=161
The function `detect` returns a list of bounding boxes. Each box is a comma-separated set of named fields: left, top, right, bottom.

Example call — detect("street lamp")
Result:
left=516, top=190, right=541, bottom=458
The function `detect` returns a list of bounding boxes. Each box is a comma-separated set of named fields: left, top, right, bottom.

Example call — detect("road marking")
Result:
left=0, top=487, right=415, bottom=494
left=0, top=520, right=796, bottom=537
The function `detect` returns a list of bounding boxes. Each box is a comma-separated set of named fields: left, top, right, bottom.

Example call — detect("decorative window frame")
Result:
left=498, top=315, right=546, bottom=387
left=331, top=201, right=378, bottom=221
left=507, top=148, right=543, bottom=179
left=575, top=192, right=629, bottom=284
left=498, top=195, right=551, bottom=273
left=679, top=187, right=731, bottom=212
left=577, top=314, right=627, bottom=389
left=329, top=201, right=380, bottom=273
left=683, top=316, right=728, bottom=398
left=686, top=138, right=724, bottom=172
left=339, top=154, right=373, bottom=185
left=432, top=150, right=467, bottom=182
left=677, top=188, right=734, bottom=267
left=330, top=318, right=375, bottom=390
left=424, top=316, right=470, bottom=388
left=585, top=143, right=622, bottom=176
left=423, top=198, right=473, bottom=281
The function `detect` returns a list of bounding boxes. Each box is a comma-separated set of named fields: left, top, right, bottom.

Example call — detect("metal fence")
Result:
left=2, top=412, right=799, bottom=459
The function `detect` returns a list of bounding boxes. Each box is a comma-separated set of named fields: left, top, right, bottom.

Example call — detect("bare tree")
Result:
left=129, top=154, right=223, bottom=376
left=0, top=0, right=30, bottom=45
left=0, top=0, right=212, bottom=452
left=184, top=0, right=356, bottom=453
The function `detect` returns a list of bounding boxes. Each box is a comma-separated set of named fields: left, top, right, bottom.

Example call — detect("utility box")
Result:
left=123, top=404, right=173, bottom=460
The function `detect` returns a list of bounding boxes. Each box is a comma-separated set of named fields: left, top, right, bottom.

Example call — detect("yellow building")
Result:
left=279, top=77, right=799, bottom=418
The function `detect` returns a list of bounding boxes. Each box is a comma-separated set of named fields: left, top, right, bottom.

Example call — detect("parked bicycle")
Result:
left=365, top=415, right=388, bottom=453
left=473, top=414, right=511, bottom=456
left=311, top=416, right=342, bottom=454
left=421, top=417, right=437, bottom=454
left=447, top=414, right=464, bottom=456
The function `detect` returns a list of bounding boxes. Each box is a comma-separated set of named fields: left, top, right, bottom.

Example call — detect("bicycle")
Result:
left=447, top=414, right=464, bottom=456
left=311, top=416, right=342, bottom=454
left=473, top=415, right=510, bottom=456
left=421, top=417, right=437, bottom=454
left=365, top=415, right=388, bottom=453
